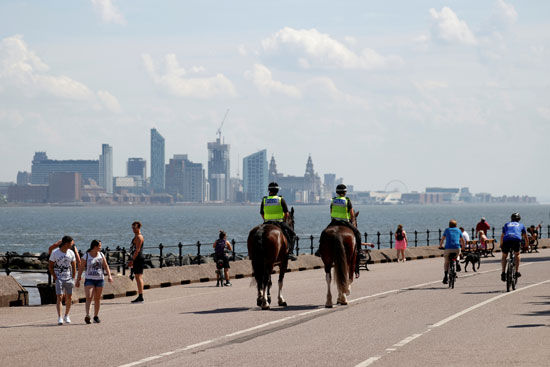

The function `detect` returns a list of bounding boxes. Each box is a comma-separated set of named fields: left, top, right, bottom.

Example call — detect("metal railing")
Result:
left=3, top=224, right=548, bottom=275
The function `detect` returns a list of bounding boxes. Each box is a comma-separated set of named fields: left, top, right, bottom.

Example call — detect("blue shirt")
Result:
left=443, top=227, right=462, bottom=249
left=502, top=222, right=526, bottom=241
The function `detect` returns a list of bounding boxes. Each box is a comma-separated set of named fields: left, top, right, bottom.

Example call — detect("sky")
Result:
left=1, top=1, right=549, bottom=199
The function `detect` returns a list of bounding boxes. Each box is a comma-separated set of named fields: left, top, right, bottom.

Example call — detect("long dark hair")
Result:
left=87, top=239, right=101, bottom=253
left=219, top=230, right=226, bottom=240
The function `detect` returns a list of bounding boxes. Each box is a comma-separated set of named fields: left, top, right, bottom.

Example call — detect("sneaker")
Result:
left=515, top=272, right=521, bottom=278
left=131, top=295, right=144, bottom=303
left=58, top=316, right=63, bottom=325
left=93, top=316, right=101, bottom=323
left=442, top=275, right=448, bottom=285
left=84, top=315, right=91, bottom=324
left=501, top=272, right=506, bottom=282
left=63, top=315, right=71, bottom=324
left=225, top=281, right=232, bottom=286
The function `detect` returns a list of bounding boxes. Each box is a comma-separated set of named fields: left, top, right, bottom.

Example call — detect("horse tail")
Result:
left=332, top=234, right=349, bottom=296
left=250, top=226, right=266, bottom=290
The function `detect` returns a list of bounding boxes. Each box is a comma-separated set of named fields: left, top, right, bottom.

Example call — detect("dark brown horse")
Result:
left=318, top=211, right=359, bottom=308
left=247, top=208, right=294, bottom=310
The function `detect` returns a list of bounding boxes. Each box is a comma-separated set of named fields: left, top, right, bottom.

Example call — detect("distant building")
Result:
left=165, top=155, right=205, bottom=202
left=99, top=144, right=113, bottom=194
left=207, top=138, right=230, bottom=202
left=268, top=155, right=322, bottom=204
left=127, top=158, right=147, bottom=180
left=31, top=152, right=99, bottom=185
left=150, top=128, right=165, bottom=192
left=243, top=149, right=268, bottom=202
left=17, top=171, right=31, bottom=185
left=48, top=172, right=81, bottom=203
left=229, top=177, right=244, bottom=203
left=425, top=187, right=460, bottom=203
left=7, top=184, right=48, bottom=203
left=324, top=173, right=336, bottom=198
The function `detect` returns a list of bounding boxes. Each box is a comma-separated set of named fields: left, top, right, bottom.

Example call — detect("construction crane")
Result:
left=216, top=109, right=230, bottom=141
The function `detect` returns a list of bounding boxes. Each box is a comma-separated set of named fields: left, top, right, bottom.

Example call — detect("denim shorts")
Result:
left=84, top=278, right=105, bottom=288
left=55, top=278, right=74, bottom=295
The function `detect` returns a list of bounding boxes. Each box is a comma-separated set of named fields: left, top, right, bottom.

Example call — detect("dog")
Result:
left=461, top=252, right=481, bottom=272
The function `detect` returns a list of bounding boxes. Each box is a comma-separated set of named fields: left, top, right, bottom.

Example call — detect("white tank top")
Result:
left=84, top=252, right=105, bottom=280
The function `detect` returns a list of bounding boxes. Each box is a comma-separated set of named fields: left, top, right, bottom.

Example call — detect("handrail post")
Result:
left=376, top=232, right=381, bottom=250
left=414, top=230, right=418, bottom=247
left=295, top=236, right=300, bottom=256
left=159, top=243, right=164, bottom=268
left=364, top=232, right=368, bottom=243
left=427, top=230, right=430, bottom=246
left=178, top=242, right=183, bottom=266
left=47, top=268, right=52, bottom=286
left=122, top=247, right=126, bottom=275
left=438, top=229, right=442, bottom=243
left=231, top=239, right=236, bottom=261
left=471, top=227, right=475, bottom=239
left=389, top=231, right=393, bottom=249
left=105, top=246, right=111, bottom=272
left=310, top=235, right=314, bottom=255
left=492, top=227, right=495, bottom=239
left=5, top=254, right=10, bottom=276
left=196, top=241, right=201, bottom=264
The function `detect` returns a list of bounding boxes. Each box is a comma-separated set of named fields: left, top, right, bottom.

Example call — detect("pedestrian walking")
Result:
left=395, top=224, right=408, bottom=262
left=76, top=240, right=113, bottom=324
left=48, top=235, right=77, bottom=325
left=129, top=221, right=145, bottom=303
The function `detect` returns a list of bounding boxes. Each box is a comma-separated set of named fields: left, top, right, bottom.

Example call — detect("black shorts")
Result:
left=215, top=254, right=230, bottom=269
left=501, top=239, right=521, bottom=254
left=133, top=256, right=144, bottom=274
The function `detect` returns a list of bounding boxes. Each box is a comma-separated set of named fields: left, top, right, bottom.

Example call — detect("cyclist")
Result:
left=500, top=213, right=529, bottom=282
left=438, top=219, right=465, bottom=284
left=260, top=182, right=297, bottom=261
left=213, top=230, right=233, bottom=286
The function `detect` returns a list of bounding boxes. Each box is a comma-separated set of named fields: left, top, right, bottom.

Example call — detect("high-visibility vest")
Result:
left=263, top=195, right=284, bottom=221
left=331, top=196, right=350, bottom=220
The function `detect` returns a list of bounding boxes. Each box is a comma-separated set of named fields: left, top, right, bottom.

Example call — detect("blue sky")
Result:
left=1, top=1, right=549, bottom=199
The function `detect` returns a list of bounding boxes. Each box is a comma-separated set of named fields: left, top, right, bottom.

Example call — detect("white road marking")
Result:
left=353, top=277, right=550, bottom=367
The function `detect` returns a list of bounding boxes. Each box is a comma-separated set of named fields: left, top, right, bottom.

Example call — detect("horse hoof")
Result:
left=337, top=301, right=348, bottom=306
left=262, top=305, right=270, bottom=310
left=257, top=299, right=262, bottom=307
left=325, top=304, right=333, bottom=308
left=278, top=301, right=287, bottom=307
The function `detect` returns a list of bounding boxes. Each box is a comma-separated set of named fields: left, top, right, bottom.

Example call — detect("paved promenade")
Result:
left=1, top=249, right=549, bottom=367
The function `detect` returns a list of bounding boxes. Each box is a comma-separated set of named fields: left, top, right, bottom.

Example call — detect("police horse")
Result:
left=247, top=208, right=295, bottom=310
left=318, top=211, right=359, bottom=307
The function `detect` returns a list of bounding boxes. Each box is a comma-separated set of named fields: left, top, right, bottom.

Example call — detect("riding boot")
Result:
left=287, top=235, right=297, bottom=261
left=443, top=271, right=448, bottom=284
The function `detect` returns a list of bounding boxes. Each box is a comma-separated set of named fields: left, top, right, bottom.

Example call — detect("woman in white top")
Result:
left=76, top=240, right=113, bottom=324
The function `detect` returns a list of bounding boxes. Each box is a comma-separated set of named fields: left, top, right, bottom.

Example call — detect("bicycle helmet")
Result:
left=336, top=184, right=347, bottom=195
left=268, top=182, right=280, bottom=193
left=511, top=213, right=521, bottom=222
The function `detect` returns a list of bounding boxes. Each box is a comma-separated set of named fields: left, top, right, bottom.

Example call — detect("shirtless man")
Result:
left=128, top=221, right=145, bottom=303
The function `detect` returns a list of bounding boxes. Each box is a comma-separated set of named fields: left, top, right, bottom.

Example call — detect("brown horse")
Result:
left=318, top=211, right=359, bottom=308
left=247, top=207, right=294, bottom=310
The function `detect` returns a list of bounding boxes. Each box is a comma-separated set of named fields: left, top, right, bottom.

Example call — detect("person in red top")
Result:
left=476, top=217, right=490, bottom=236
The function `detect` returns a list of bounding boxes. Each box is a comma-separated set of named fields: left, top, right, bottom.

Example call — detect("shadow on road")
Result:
left=183, top=307, right=251, bottom=315
left=183, top=304, right=319, bottom=315
left=0, top=323, right=63, bottom=329
left=507, top=324, right=547, bottom=329
left=519, top=310, right=550, bottom=317
left=462, top=290, right=503, bottom=295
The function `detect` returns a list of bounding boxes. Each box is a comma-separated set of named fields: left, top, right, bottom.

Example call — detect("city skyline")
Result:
left=1, top=1, right=549, bottom=200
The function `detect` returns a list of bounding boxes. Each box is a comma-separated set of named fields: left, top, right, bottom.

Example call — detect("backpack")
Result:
left=396, top=230, right=404, bottom=241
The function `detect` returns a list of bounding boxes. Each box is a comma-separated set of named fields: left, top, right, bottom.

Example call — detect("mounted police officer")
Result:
left=260, top=182, right=297, bottom=261
left=329, top=184, right=363, bottom=276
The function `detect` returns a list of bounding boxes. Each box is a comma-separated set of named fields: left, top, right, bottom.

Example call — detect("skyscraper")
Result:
left=207, top=137, right=230, bottom=202
left=31, top=152, right=99, bottom=185
left=165, top=154, right=205, bottom=202
left=127, top=158, right=147, bottom=179
left=99, top=144, right=113, bottom=194
left=243, top=149, right=267, bottom=202
left=151, top=128, right=165, bottom=192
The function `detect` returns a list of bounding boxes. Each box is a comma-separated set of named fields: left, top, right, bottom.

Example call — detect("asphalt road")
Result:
left=1, top=249, right=549, bottom=367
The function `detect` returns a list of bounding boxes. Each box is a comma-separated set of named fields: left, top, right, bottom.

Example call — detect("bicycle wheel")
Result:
left=512, top=267, right=518, bottom=290
left=506, top=263, right=512, bottom=292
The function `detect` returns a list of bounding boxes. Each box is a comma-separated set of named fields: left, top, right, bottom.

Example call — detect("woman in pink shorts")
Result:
left=395, top=224, right=408, bottom=262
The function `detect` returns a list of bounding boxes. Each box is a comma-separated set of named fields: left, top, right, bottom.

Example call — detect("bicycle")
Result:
left=448, top=253, right=458, bottom=289
left=506, top=251, right=518, bottom=292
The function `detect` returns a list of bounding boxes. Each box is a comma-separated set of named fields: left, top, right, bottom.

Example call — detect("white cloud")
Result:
left=429, top=7, right=478, bottom=45
left=244, top=64, right=301, bottom=98
left=261, top=27, right=401, bottom=70
left=142, top=53, right=237, bottom=99
left=494, top=0, right=517, bottom=26
left=413, top=80, right=448, bottom=92
left=97, top=90, right=122, bottom=113
left=238, top=44, right=247, bottom=56
left=0, top=35, right=122, bottom=111
left=91, top=0, right=126, bottom=25
left=537, top=107, right=550, bottom=121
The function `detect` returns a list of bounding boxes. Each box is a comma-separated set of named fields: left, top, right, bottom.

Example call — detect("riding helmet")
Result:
left=268, top=182, right=280, bottom=193
left=336, top=184, right=347, bottom=194
left=511, top=213, right=521, bottom=222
